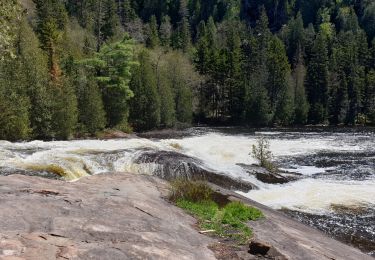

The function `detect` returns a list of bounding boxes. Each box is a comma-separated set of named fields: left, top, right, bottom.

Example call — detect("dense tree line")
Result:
left=0, top=0, right=375, bottom=140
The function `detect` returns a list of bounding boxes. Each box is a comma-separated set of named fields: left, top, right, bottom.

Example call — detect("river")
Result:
left=0, top=127, right=374, bottom=255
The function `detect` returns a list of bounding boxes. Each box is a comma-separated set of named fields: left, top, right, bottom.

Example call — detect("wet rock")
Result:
left=237, top=164, right=290, bottom=184
left=248, top=240, right=288, bottom=259
left=0, top=173, right=216, bottom=260
left=211, top=184, right=373, bottom=260
left=96, top=129, right=134, bottom=140
left=137, top=129, right=194, bottom=139
left=249, top=240, right=272, bottom=255
left=135, top=150, right=257, bottom=192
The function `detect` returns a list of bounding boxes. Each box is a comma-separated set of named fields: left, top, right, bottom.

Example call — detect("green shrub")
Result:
left=251, top=137, right=277, bottom=172
left=170, top=180, right=263, bottom=244
left=169, top=179, right=213, bottom=202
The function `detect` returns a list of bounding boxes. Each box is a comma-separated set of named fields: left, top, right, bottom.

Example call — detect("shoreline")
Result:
left=0, top=173, right=372, bottom=259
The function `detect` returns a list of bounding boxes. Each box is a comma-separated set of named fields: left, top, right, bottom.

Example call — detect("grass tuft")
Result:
left=169, top=179, right=213, bottom=202
left=170, top=180, right=263, bottom=244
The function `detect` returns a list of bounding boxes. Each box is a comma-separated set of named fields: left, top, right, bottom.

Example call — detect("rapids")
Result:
left=0, top=127, right=374, bottom=254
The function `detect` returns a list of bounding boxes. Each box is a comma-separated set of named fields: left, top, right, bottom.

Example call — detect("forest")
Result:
left=0, top=0, right=375, bottom=140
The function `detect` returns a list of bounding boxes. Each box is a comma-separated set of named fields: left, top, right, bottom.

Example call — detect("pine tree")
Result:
left=129, top=50, right=160, bottom=130
left=266, top=36, right=292, bottom=124
left=146, top=15, right=160, bottom=48
left=80, top=35, right=136, bottom=128
left=306, top=32, right=329, bottom=124
left=0, top=56, right=31, bottom=141
left=75, top=70, right=106, bottom=134
left=50, top=78, right=78, bottom=139
left=159, top=15, right=172, bottom=47
left=286, top=12, right=305, bottom=66
left=226, top=23, right=244, bottom=120
left=329, top=71, right=348, bottom=125
left=364, top=69, right=375, bottom=124
left=16, top=19, right=53, bottom=138
left=101, top=0, right=120, bottom=42
left=151, top=50, right=176, bottom=127
left=292, top=46, right=309, bottom=125
left=243, top=7, right=272, bottom=126
left=33, top=0, right=68, bottom=81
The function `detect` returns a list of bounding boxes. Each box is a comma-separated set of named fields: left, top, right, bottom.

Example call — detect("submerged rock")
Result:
left=237, top=163, right=291, bottom=184
left=135, top=150, right=257, bottom=192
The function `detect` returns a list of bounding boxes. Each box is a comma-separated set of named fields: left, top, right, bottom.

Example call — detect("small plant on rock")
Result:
left=251, top=137, right=276, bottom=172
left=169, top=179, right=263, bottom=244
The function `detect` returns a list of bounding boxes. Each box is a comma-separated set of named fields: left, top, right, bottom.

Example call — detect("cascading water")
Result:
left=0, top=128, right=374, bottom=255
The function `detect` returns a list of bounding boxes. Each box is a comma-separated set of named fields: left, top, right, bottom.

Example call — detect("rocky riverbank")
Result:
left=0, top=173, right=372, bottom=259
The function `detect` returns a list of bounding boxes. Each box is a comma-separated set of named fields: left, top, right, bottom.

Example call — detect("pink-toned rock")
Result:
left=0, top=173, right=215, bottom=260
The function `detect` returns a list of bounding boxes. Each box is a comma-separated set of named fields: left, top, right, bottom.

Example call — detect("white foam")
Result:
left=0, top=130, right=373, bottom=212
left=238, top=178, right=375, bottom=214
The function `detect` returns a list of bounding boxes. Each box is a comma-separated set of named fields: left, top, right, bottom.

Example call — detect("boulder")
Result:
left=237, top=164, right=289, bottom=184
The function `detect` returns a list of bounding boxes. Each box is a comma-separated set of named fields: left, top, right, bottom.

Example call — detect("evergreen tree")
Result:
left=286, top=12, right=305, bottom=65
left=146, top=15, right=160, bottom=48
left=226, top=23, right=244, bottom=120
left=0, top=0, right=21, bottom=60
left=0, top=57, right=30, bottom=141
left=101, top=0, right=120, bottom=42
left=306, top=32, right=329, bottom=124
left=266, top=36, right=293, bottom=124
left=364, top=69, right=375, bottom=123
left=81, top=35, right=136, bottom=128
left=244, top=7, right=272, bottom=126
left=159, top=15, right=173, bottom=47
left=129, top=50, right=160, bottom=130
left=17, top=20, right=53, bottom=138
left=329, top=71, right=348, bottom=125
left=50, top=78, right=78, bottom=139
left=75, top=70, right=106, bottom=134
left=292, top=46, right=309, bottom=125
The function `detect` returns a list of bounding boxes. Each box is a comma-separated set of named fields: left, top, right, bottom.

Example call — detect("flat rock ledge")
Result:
left=212, top=184, right=373, bottom=260
left=0, top=173, right=373, bottom=260
left=0, top=173, right=215, bottom=260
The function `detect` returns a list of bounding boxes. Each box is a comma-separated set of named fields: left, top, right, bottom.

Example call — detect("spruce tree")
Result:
left=159, top=15, right=172, bottom=47
left=306, top=32, right=329, bottom=124
left=292, top=46, right=309, bottom=125
left=146, top=15, right=160, bottom=48
left=129, top=50, right=160, bottom=130
left=266, top=36, right=293, bottom=124
left=364, top=69, right=375, bottom=124
left=17, top=19, right=53, bottom=138
left=75, top=70, right=106, bottom=134
left=50, top=78, right=78, bottom=139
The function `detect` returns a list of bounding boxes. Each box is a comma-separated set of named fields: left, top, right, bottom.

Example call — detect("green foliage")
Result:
left=267, top=36, right=293, bottom=125
left=292, top=48, right=309, bottom=125
left=146, top=15, right=160, bottom=48
left=169, top=179, right=213, bottom=202
left=1, top=0, right=375, bottom=142
left=0, top=94, right=30, bottom=141
left=176, top=199, right=263, bottom=244
left=251, top=137, right=276, bottom=172
left=75, top=71, right=106, bottom=134
left=129, top=50, right=160, bottom=130
left=81, top=35, right=136, bottom=128
left=0, top=0, right=21, bottom=60
left=306, top=32, right=329, bottom=124
left=170, top=179, right=263, bottom=244
left=50, top=79, right=78, bottom=139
